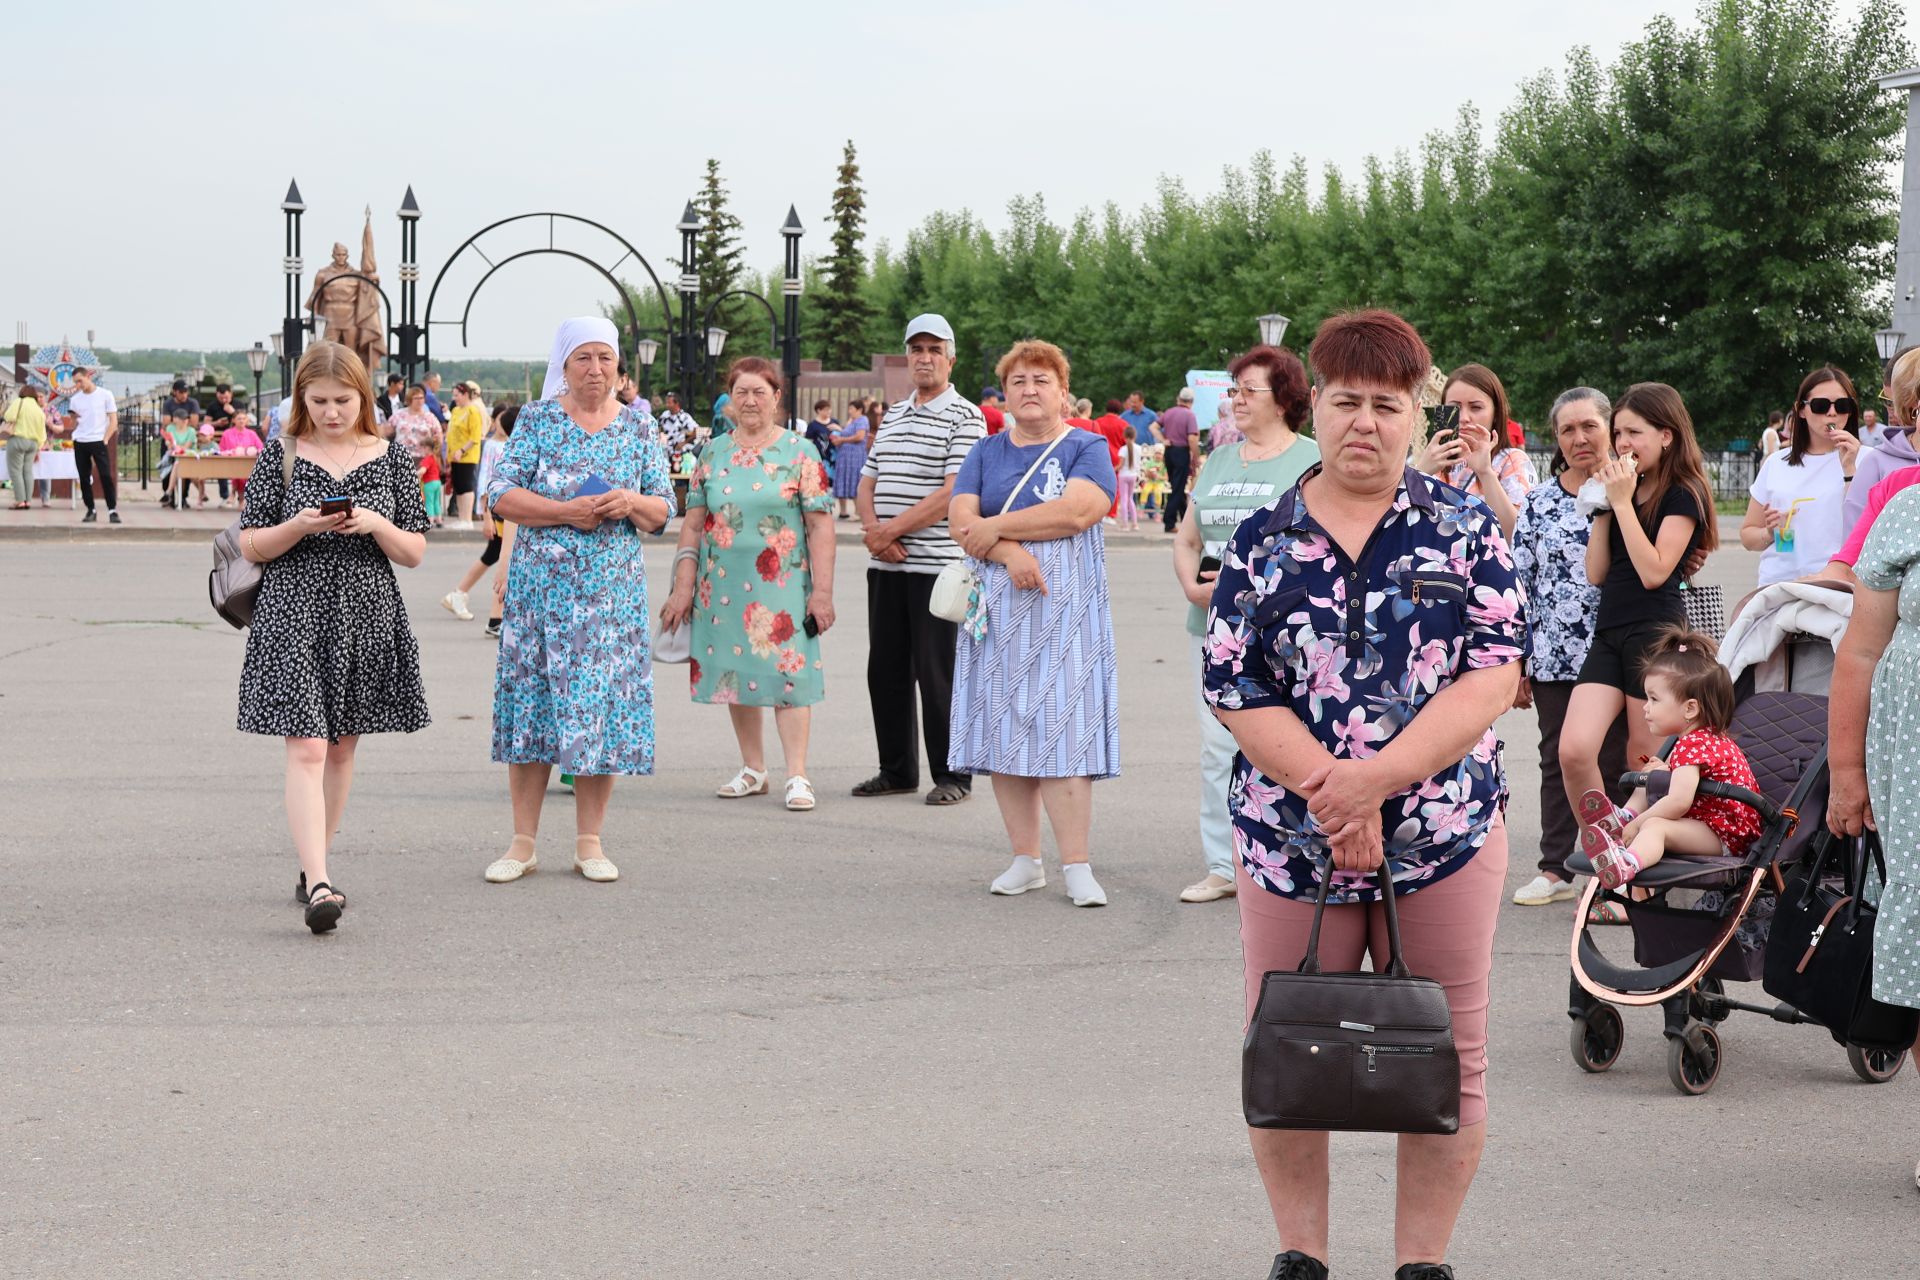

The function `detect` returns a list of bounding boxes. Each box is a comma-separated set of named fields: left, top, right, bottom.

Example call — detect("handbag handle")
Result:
left=1298, top=857, right=1411, bottom=980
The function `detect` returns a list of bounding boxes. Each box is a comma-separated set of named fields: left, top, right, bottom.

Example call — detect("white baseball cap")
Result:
left=904, top=313, right=955, bottom=344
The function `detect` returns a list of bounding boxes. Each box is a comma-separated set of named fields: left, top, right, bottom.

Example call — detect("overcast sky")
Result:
left=10, top=0, right=1913, bottom=363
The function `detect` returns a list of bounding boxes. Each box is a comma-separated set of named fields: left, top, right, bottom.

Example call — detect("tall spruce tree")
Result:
left=818, top=141, right=876, bottom=369
left=693, top=159, right=759, bottom=359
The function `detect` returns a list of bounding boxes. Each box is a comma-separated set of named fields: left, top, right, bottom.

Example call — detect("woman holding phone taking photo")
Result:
left=237, top=342, right=431, bottom=934
left=1416, top=363, right=1536, bottom=540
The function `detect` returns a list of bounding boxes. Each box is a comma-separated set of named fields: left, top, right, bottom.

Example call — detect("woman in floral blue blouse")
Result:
left=1203, top=310, right=1525, bottom=1280
left=1508, top=388, right=1628, bottom=909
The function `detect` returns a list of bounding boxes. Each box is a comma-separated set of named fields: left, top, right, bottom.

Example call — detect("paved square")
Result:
left=3, top=535, right=1911, bottom=1277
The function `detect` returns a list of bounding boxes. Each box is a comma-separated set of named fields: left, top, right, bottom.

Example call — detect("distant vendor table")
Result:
left=172, top=456, right=259, bottom=483
left=33, top=450, right=78, bottom=482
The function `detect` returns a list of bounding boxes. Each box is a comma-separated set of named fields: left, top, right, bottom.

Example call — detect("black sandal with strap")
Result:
left=303, top=881, right=344, bottom=934
left=296, top=873, right=346, bottom=910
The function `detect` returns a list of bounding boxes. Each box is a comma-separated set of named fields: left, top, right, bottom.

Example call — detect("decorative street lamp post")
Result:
left=675, top=202, right=702, bottom=411
left=246, top=341, right=269, bottom=411
left=1257, top=313, right=1290, bottom=348
left=1876, top=327, right=1906, bottom=363
left=780, top=206, right=804, bottom=425
left=395, top=186, right=422, bottom=385
left=280, top=180, right=307, bottom=388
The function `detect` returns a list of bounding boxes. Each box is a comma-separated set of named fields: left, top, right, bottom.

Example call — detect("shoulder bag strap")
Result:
left=997, top=429, right=1073, bottom=517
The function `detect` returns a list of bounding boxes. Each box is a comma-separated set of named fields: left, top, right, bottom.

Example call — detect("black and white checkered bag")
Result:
left=1681, top=579, right=1726, bottom=641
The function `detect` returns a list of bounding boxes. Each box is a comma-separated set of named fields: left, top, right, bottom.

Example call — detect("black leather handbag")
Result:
left=1763, top=829, right=1919, bottom=1054
left=1243, top=864, right=1460, bottom=1134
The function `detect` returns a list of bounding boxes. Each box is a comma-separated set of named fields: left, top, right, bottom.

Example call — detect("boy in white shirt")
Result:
left=66, top=368, right=120, bottom=523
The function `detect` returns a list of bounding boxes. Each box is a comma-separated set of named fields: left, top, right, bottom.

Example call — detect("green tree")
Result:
left=817, top=141, right=876, bottom=369
left=691, top=159, right=759, bottom=361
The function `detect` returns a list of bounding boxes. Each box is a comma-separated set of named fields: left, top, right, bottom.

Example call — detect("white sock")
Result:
left=1062, top=862, right=1106, bottom=907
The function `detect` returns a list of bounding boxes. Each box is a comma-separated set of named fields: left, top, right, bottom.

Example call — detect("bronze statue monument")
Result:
left=306, top=208, right=388, bottom=370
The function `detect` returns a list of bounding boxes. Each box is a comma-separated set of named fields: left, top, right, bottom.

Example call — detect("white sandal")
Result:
left=785, top=776, right=816, bottom=811
left=717, top=766, right=769, bottom=798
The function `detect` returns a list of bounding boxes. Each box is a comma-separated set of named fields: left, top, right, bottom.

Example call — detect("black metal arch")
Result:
left=421, top=212, right=677, bottom=373
left=702, top=288, right=780, bottom=348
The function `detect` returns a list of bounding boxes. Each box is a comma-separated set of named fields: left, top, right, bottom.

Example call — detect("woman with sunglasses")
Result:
left=1739, top=367, right=1862, bottom=585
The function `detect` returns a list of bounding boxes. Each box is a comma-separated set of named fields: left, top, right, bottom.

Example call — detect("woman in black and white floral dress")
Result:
left=1509, top=388, right=1627, bottom=909
left=238, top=342, right=430, bottom=933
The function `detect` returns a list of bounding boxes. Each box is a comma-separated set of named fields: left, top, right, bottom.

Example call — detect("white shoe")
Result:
left=1512, top=873, right=1579, bottom=906
left=441, top=590, right=473, bottom=621
left=1180, top=874, right=1237, bottom=903
left=484, top=852, right=537, bottom=883
left=989, top=855, right=1046, bottom=896
left=717, top=765, right=769, bottom=798
left=784, top=776, right=816, bottom=811
left=573, top=856, right=619, bottom=882
left=1063, top=862, right=1107, bottom=907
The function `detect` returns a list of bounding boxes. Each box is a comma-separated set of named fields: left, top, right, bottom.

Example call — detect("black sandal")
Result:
left=850, top=773, right=917, bottom=798
left=303, top=881, right=344, bottom=934
left=295, top=873, right=347, bottom=910
left=924, top=780, right=971, bottom=806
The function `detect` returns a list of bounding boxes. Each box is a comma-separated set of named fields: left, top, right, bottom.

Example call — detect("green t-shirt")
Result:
left=1186, top=435, right=1322, bottom=635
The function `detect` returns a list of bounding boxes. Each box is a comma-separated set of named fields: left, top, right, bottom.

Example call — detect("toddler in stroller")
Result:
left=1577, top=629, right=1761, bottom=889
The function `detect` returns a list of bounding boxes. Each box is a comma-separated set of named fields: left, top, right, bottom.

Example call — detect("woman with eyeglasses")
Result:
left=1169, top=345, right=1319, bottom=903
left=1739, top=366, right=1863, bottom=585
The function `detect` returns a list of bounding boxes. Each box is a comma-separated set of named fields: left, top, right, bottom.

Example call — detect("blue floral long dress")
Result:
left=487, top=399, right=675, bottom=775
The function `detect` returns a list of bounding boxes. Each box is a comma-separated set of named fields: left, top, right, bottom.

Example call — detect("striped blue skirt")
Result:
left=948, top=525, right=1120, bottom=780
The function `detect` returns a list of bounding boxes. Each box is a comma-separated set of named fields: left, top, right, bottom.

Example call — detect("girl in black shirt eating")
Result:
left=1558, top=382, right=1718, bottom=825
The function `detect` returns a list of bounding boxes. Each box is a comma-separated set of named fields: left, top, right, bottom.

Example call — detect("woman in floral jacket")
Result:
left=661, top=358, right=837, bottom=812
left=1202, top=310, right=1525, bottom=1280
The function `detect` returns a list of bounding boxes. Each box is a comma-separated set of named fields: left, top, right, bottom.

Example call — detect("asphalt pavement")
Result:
left=2, top=532, right=1912, bottom=1280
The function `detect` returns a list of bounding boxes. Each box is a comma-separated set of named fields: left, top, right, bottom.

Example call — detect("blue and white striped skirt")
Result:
left=948, top=525, right=1120, bottom=780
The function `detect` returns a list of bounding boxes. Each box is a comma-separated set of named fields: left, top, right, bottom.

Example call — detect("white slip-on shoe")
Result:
left=989, top=855, right=1047, bottom=896
left=1512, top=874, right=1578, bottom=906
left=1062, top=862, right=1107, bottom=908
left=1180, top=874, right=1237, bottom=903
left=573, top=856, right=619, bottom=882
left=484, top=852, right=537, bottom=883
left=441, top=590, right=473, bottom=621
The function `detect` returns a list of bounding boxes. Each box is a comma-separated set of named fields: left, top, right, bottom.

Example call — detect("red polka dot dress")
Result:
left=1667, top=729, right=1761, bottom=855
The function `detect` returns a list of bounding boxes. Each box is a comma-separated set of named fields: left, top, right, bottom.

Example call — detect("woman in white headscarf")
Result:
left=482, top=318, right=676, bottom=885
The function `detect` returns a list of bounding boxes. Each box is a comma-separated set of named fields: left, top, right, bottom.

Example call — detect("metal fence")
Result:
left=1525, top=449, right=1758, bottom=503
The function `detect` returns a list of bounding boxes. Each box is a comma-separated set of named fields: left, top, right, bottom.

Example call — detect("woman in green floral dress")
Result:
left=661, top=358, right=837, bottom=811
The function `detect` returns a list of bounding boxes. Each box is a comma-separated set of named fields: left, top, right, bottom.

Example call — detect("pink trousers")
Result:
left=1237, top=817, right=1508, bottom=1127
left=1116, top=474, right=1138, bottom=525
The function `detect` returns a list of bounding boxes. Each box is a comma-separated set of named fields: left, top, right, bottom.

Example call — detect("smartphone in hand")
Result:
left=1198, top=554, right=1222, bottom=582
left=319, top=496, right=354, bottom=517
left=1428, top=404, right=1460, bottom=437
left=803, top=613, right=821, bottom=638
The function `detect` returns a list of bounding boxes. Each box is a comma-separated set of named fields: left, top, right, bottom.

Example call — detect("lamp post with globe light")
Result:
left=1257, top=314, right=1290, bottom=348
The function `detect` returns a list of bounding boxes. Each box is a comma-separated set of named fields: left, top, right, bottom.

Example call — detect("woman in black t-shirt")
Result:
left=1558, top=382, right=1718, bottom=821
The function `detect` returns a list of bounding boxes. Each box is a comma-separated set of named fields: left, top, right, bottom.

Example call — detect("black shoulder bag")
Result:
left=1243, top=863, right=1460, bottom=1134
left=1763, top=829, right=1919, bottom=1054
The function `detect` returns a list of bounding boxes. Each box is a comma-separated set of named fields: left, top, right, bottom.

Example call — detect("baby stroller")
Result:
left=1563, top=689, right=1908, bottom=1094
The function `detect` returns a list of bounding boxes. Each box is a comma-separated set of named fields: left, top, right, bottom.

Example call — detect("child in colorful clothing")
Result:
left=1577, top=627, right=1761, bottom=888
left=419, top=452, right=445, bottom=526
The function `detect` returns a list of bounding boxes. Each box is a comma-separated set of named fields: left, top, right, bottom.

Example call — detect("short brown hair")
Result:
left=1444, top=364, right=1513, bottom=457
left=1640, top=626, right=1736, bottom=734
left=1308, top=310, right=1432, bottom=396
left=284, top=342, right=377, bottom=440
left=994, top=339, right=1071, bottom=390
left=724, top=356, right=783, bottom=397
left=1227, top=344, right=1311, bottom=429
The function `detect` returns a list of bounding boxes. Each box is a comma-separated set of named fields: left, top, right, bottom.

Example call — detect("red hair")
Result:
left=724, top=356, right=783, bottom=397
left=1227, top=345, right=1311, bottom=430
left=1307, top=310, right=1432, bottom=396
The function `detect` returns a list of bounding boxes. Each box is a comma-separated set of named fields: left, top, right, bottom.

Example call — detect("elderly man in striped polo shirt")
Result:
left=853, top=314, right=988, bottom=805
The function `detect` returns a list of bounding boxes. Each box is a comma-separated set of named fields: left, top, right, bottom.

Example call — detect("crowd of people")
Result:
left=225, top=311, right=1920, bottom=1279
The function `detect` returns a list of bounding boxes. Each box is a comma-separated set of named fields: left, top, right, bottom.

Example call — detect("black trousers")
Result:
left=866, top=568, right=969, bottom=790
left=1529, top=680, right=1628, bottom=878
left=1162, top=444, right=1192, bottom=529
left=72, top=440, right=117, bottom=512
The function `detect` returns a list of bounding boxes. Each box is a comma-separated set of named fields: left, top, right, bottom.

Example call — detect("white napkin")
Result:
left=1576, top=475, right=1612, bottom=520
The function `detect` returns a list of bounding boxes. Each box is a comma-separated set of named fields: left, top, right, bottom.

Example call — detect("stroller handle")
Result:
left=1617, top=770, right=1782, bottom=827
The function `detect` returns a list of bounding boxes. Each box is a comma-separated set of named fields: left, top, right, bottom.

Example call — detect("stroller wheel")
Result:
left=1666, top=1022, right=1722, bottom=1095
left=1845, top=1044, right=1907, bottom=1084
left=1570, top=1004, right=1625, bottom=1073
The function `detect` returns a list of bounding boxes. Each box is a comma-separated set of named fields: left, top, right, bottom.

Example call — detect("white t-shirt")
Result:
left=67, top=387, right=117, bottom=443
left=1749, top=448, right=1848, bottom=586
